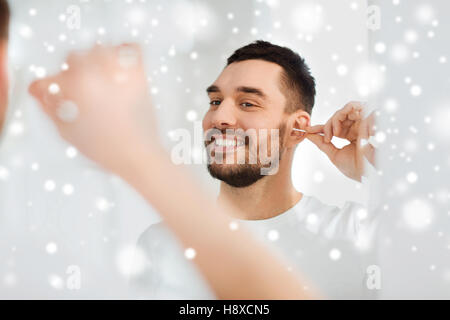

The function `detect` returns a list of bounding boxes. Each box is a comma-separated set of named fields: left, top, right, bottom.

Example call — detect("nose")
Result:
left=209, top=99, right=237, bottom=130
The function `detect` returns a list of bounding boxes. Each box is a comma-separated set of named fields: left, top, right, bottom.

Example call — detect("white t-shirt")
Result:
left=131, top=194, right=378, bottom=299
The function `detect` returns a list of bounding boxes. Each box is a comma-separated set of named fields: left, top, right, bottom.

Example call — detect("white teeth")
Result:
left=214, top=139, right=244, bottom=147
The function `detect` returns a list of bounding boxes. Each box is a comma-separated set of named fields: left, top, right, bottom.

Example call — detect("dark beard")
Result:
left=206, top=124, right=285, bottom=188
left=207, top=162, right=265, bottom=188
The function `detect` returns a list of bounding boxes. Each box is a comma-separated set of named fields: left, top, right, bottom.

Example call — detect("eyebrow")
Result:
left=206, top=85, right=267, bottom=100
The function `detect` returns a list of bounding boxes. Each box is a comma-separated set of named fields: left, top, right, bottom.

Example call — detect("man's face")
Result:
left=0, top=40, right=8, bottom=134
left=202, top=59, right=290, bottom=188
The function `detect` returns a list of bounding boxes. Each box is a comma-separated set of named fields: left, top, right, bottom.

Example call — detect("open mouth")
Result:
left=210, top=135, right=246, bottom=154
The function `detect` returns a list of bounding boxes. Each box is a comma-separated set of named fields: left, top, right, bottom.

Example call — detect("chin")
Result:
left=206, top=163, right=266, bottom=188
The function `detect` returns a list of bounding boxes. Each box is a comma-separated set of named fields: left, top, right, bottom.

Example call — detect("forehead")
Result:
left=213, top=59, right=285, bottom=99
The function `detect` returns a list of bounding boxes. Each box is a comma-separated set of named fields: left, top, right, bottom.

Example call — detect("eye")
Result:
left=209, top=100, right=221, bottom=106
left=240, top=102, right=255, bottom=108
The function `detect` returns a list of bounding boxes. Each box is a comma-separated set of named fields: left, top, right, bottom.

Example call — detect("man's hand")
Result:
left=305, top=101, right=376, bottom=182
left=29, top=44, right=159, bottom=173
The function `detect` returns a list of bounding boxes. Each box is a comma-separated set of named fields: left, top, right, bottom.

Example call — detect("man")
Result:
left=133, top=41, right=377, bottom=299
left=29, top=38, right=377, bottom=298
left=0, top=0, right=9, bottom=135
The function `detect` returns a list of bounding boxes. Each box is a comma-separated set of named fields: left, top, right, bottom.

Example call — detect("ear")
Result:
left=284, top=110, right=311, bottom=148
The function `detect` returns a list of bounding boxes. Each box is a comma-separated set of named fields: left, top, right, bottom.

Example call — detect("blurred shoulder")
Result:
left=137, top=221, right=177, bottom=251
left=300, top=195, right=372, bottom=241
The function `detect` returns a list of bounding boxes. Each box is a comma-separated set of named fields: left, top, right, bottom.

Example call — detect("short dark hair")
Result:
left=227, top=40, right=316, bottom=115
left=0, top=0, right=9, bottom=40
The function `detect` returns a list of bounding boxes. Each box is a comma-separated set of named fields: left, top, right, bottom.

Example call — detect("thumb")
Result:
left=306, top=133, right=338, bottom=160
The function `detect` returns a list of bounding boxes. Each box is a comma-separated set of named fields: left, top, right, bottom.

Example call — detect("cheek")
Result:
left=202, top=112, right=211, bottom=131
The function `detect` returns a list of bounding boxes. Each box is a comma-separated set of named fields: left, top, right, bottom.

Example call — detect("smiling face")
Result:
left=202, top=59, right=310, bottom=187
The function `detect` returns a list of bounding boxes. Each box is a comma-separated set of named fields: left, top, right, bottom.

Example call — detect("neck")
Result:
left=217, top=150, right=303, bottom=220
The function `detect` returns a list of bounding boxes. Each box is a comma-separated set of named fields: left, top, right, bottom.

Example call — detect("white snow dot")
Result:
left=267, top=229, right=279, bottom=241
left=115, top=245, right=147, bottom=276
left=0, top=166, right=10, bottom=181
left=375, top=131, right=386, bottom=144
left=336, top=64, right=348, bottom=76
left=356, top=208, right=368, bottom=220
left=410, top=85, right=422, bottom=96
left=374, top=42, right=386, bottom=54
left=384, top=99, right=398, bottom=113
left=402, top=198, right=433, bottom=232
left=406, top=172, right=418, bottom=184
left=190, top=52, right=198, bottom=60
left=186, top=110, right=197, bottom=122
left=329, top=248, right=341, bottom=261
left=306, top=213, right=318, bottom=225
left=66, top=146, right=78, bottom=158
left=184, top=248, right=196, bottom=259
left=160, top=65, right=168, bottom=73
left=19, top=25, right=33, bottom=38
left=9, top=121, right=24, bottom=136
left=46, top=242, right=58, bottom=255
left=57, top=101, right=79, bottom=123
left=313, top=171, right=324, bottom=183
left=35, top=67, right=46, bottom=78
left=229, top=221, right=239, bottom=231
left=48, top=274, right=64, bottom=289
left=44, top=180, right=56, bottom=191
left=404, top=30, right=418, bottom=44
left=151, top=87, right=159, bottom=95
left=96, top=197, right=113, bottom=212
left=48, top=83, right=60, bottom=95
left=3, top=273, right=17, bottom=287
left=62, top=184, right=74, bottom=195
left=390, top=44, right=410, bottom=63
left=415, top=4, right=435, bottom=24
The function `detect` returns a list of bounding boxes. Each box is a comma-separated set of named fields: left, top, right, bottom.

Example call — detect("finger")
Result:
left=358, top=116, right=371, bottom=140
left=361, top=143, right=376, bottom=167
left=29, top=77, right=57, bottom=111
left=29, top=77, right=68, bottom=123
left=306, top=133, right=338, bottom=161
left=332, top=113, right=345, bottom=137
left=306, top=124, right=324, bottom=134
left=115, top=43, right=143, bottom=69
left=366, top=111, right=377, bottom=136
left=348, top=108, right=362, bottom=121
left=66, top=50, right=88, bottom=69
left=328, top=103, right=355, bottom=138
left=359, top=110, right=378, bottom=140
left=323, top=119, right=333, bottom=143
left=345, top=101, right=363, bottom=112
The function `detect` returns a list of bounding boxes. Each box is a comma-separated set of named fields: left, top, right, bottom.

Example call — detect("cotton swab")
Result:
left=292, top=128, right=325, bottom=136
